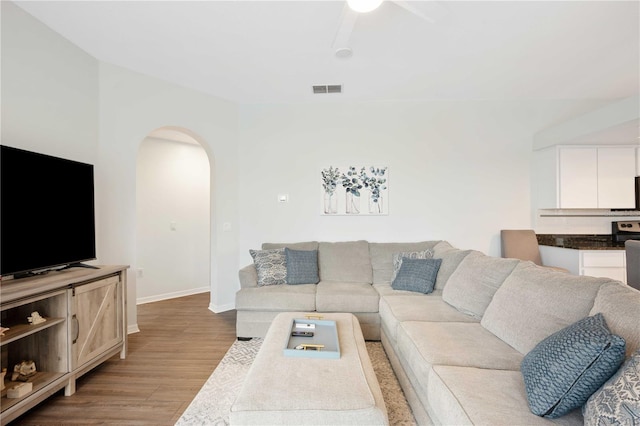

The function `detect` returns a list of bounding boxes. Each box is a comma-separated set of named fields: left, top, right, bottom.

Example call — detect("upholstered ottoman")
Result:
left=230, top=312, right=388, bottom=425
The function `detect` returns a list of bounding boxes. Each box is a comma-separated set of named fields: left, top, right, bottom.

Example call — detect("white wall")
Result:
left=136, top=137, right=210, bottom=303
left=533, top=96, right=640, bottom=149
left=1, top=1, right=98, bottom=164
left=97, top=63, right=239, bottom=319
left=237, top=100, right=605, bottom=263
left=1, top=1, right=102, bottom=271
left=2, top=1, right=240, bottom=323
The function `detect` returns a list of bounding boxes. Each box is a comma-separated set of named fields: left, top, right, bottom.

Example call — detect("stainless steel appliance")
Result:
left=612, top=220, right=640, bottom=243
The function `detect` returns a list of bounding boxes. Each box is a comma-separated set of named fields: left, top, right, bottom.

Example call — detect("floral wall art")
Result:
left=321, top=165, right=389, bottom=215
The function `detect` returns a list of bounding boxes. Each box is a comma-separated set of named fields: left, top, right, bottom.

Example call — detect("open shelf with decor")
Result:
left=0, top=289, right=68, bottom=421
left=0, top=266, right=128, bottom=425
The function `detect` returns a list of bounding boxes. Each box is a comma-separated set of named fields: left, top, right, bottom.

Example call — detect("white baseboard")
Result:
left=136, top=286, right=210, bottom=305
left=209, top=302, right=235, bottom=313
left=128, top=324, right=140, bottom=334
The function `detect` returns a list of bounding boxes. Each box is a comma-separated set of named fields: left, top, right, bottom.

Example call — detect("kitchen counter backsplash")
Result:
left=537, top=234, right=626, bottom=250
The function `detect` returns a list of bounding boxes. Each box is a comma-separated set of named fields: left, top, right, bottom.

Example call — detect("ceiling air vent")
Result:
left=312, top=84, right=342, bottom=94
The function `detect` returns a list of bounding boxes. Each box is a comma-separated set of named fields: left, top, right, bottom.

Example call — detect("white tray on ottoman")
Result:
left=230, top=312, right=389, bottom=425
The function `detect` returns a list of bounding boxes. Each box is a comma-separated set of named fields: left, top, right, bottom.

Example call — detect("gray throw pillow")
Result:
left=249, top=248, right=286, bottom=286
left=583, top=349, right=640, bottom=425
left=391, top=249, right=434, bottom=282
left=285, top=248, right=319, bottom=285
left=391, top=258, right=442, bottom=294
left=521, top=313, right=626, bottom=419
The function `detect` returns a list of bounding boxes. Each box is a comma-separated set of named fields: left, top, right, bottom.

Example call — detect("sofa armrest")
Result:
left=239, top=264, right=258, bottom=288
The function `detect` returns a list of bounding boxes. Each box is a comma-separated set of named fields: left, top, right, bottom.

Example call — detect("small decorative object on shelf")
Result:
left=27, top=311, right=46, bottom=325
left=7, top=382, right=33, bottom=399
left=1, top=368, right=6, bottom=391
left=0, top=325, right=9, bottom=336
left=11, top=360, right=37, bottom=382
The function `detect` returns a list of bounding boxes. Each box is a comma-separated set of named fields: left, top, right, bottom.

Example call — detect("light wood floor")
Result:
left=10, top=293, right=237, bottom=425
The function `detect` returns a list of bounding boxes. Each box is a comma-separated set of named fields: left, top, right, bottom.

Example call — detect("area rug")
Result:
left=176, top=339, right=416, bottom=425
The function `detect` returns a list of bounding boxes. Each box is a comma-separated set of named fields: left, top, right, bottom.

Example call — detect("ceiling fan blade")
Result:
left=332, top=3, right=359, bottom=49
left=392, top=0, right=448, bottom=23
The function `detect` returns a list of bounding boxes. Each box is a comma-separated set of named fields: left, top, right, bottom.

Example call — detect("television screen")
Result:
left=1, top=145, right=96, bottom=277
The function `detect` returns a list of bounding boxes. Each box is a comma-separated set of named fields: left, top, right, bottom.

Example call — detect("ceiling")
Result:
left=13, top=1, right=640, bottom=104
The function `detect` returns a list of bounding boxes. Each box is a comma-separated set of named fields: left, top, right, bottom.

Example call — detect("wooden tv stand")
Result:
left=0, top=265, right=128, bottom=424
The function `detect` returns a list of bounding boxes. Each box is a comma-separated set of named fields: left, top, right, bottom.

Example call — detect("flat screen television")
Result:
left=1, top=145, right=96, bottom=278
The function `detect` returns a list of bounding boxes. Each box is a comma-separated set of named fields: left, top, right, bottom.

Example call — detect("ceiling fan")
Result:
left=332, top=0, right=448, bottom=57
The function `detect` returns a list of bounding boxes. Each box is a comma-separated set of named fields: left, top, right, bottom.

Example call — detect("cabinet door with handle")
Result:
left=559, top=148, right=598, bottom=208
left=597, top=147, right=636, bottom=209
left=70, top=275, right=122, bottom=369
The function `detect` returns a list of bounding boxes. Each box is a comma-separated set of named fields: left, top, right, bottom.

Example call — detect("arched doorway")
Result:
left=135, top=127, right=211, bottom=304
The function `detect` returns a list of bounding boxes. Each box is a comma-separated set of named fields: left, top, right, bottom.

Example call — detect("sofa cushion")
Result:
left=442, top=251, right=520, bottom=318
left=432, top=241, right=472, bottom=290
left=318, top=241, right=373, bottom=283
left=262, top=241, right=319, bottom=251
left=391, top=249, right=434, bottom=282
left=238, top=264, right=259, bottom=289
left=391, top=258, right=441, bottom=294
left=316, top=281, right=379, bottom=313
left=235, top=284, right=317, bottom=311
left=521, top=314, right=626, bottom=419
left=398, top=321, right=524, bottom=371
left=369, top=241, right=439, bottom=285
left=481, top=261, right=612, bottom=354
left=589, top=282, right=640, bottom=357
left=284, top=248, right=319, bottom=285
left=396, top=321, right=524, bottom=396
left=428, top=366, right=584, bottom=426
left=379, top=295, right=478, bottom=344
left=250, top=248, right=287, bottom=286
left=583, top=349, right=640, bottom=426
left=374, top=283, right=443, bottom=297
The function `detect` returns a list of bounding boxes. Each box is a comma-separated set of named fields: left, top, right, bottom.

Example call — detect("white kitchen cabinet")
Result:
left=539, top=246, right=627, bottom=284
left=558, top=148, right=598, bottom=208
left=597, top=148, right=637, bottom=208
left=581, top=251, right=627, bottom=283
left=534, top=145, right=637, bottom=209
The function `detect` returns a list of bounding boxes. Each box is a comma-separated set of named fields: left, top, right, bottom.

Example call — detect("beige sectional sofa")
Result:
left=236, top=240, right=640, bottom=425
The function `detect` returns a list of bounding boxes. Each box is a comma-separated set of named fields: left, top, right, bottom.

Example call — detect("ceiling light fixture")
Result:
left=347, top=0, right=383, bottom=13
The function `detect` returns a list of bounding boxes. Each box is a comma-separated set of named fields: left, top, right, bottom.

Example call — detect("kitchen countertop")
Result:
left=537, top=234, right=627, bottom=250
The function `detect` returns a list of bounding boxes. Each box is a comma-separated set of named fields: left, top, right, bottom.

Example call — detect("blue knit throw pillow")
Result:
left=391, top=258, right=441, bottom=294
left=521, top=313, right=626, bottom=419
left=285, top=248, right=319, bottom=285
